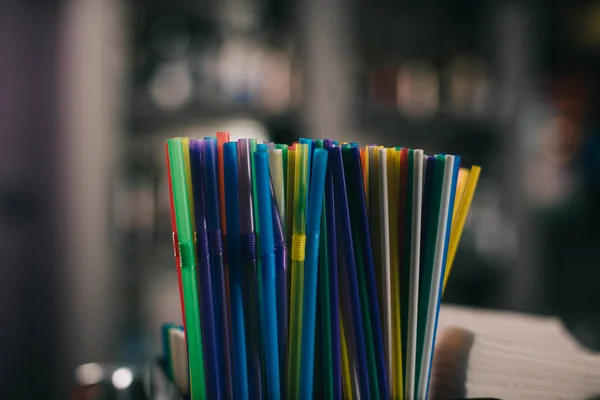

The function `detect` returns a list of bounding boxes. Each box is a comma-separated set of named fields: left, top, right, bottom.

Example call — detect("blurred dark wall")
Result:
left=0, top=1, right=65, bottom=398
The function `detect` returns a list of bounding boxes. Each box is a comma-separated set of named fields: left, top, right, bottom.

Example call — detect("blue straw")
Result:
left=257, top=143, right=268, bottom=152
left=330, top=146, right=371, bottom=397
left=203, top=136, right=234, bottom=399
left=254, top=149, right=281, bottom=399
left=189, top=140, right=222, bottom=399
left=343, top=145, right=389, bottom=398
left=270, top=176, right=288, bottom=400
left=238, top=138, right=264, bottom=400
left=223, top=142, right=249, bottom=400
left=324, top=139, right=342, bottom=399
left=298, top=149, right=329, bottom=399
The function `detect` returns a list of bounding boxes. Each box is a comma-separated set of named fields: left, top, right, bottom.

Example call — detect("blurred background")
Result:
left=3, top=0, right=600, bottom=398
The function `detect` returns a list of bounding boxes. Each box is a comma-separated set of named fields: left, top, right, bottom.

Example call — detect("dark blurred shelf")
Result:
left=357, top=103, right=494, bottom=131
left=355, top=104, right=499, bottom=153
left=129, top=94, right=298, bottom=136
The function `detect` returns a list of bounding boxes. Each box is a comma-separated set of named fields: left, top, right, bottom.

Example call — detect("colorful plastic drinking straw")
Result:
left=420, top=155, right=437, bottom=274
left=237, top=138, right=264, bottom=400
left=257, top=140, right=270, bottom=378
left=254, top=149, right=282, bottom=400
left=250, top=141, right=265, bottom=380
left=250, top=138, right=261, bottom=276
left=311, top=139, right=324, bottom=399
left=377, top=148, right=393, bottom=393
left=368, top=145, right=384, bottom=320
left=314, top=140, right=333, bottom=399
left=270, top=174, right=288, bottom=400
left=398, top=147, right=409, bottom=383
left=189, top=140, right=222, bottom=399
left=299, top=149, right=328, bottom=399
left=181, top=138, right=195, bottom=227
left=386, top=148, right=403, bottom=398
left=166, top=138, right=207, bottom=399
left=404, top=149, right=424, bottom=400
left=270, top=149, right=285, bottom=232
left=203, top=137, right=234, bottom=399
left=335, top=164, right=362, bottom=400
left=287, top=143, right=309, bottom=399
left=299, top=138, right=312, bottom=183
left=164, top=144, right=186, bottom=329
left=452, top=168, right=469, bottom=224
left=424, top=155, right=460, bottom=399
left=275, top=143, right=288, bottom=212
left=361, top=146, right=368, bottom=202
left=216, top=131, right=231, bottom=326
left=285, top=146, right=297, bottom=364
left=286, top=148, right=296, bottom=260
left=399, top=149, right=413, bottom=388
left=330, top=146, right=371, bottom=397
left=217, top=132, right=229, bottom=234
left=223, top=142, right=249, bottom=400
left=343, top=145, right=388, bottom=399
left=417, top=155, right=454, bottom=399
left=443, top=165, right=480, bottom=293
left=339, top=314, right=353, bottom=400
left=323, top=139, right=342, bottom=400
left=415, top=154, right=446, bottom=399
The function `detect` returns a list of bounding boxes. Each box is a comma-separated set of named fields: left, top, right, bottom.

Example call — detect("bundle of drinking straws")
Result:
left=162, top=134, right=481, bottom=400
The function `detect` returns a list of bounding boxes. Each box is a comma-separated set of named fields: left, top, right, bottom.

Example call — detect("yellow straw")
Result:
left=287, top=144, right=309, bottom=398
left=387, top=148, right=403, bottom=398
left=270, top=149, right=286, bottom=227
left=362, top=146, right=369, bottom=207
left=443, top=166, right=481, bottom=293
left=340, top=314, right=353, bottom=400
left=286, top=149, right=297, bottom=260
left=452, top=168, right=470, bottom=220
left=180, top=138, right=195, bottom=226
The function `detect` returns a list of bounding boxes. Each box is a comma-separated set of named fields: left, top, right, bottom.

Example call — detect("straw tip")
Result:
left=313, top=148, right=328, bottom=166
left=189, top=139, right=202, bottom=150
left=257, top=143, right=268, bottom=153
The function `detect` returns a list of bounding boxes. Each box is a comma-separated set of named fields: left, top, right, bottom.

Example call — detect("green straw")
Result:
left=287, top=143, right=309, bottom=399
left=400, top=149, right=414, bottom=384
left=167, top=138, right=207, bottom=399
left=316, top=140, right=334, bottom=398
left=276, top=143, right=289, bottom=216
left=415, top=155, right=446, bottom=397
left=249, top=138, right=266, bottom=391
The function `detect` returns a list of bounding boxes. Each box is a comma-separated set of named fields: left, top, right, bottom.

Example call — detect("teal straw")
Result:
left=298, top=149, right=328, bottom=399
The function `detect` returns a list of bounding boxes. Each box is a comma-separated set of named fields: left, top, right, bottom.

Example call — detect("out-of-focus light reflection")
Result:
left=111, top=367, right=133, bottom=390
left=149, top=61, right=193, bottom=111
left=259, top=50, right=293, bottom=113
left=577, top=2, right=600, bottom=46
left=447, top=57, right=489, bottom=116
left=397, top=60, right=439, bottom=119
left=218, top=39, right=262, bottom=104
left=537, top=116, right=582, bottom=165
left=75, top=363, right=105, bottom=386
